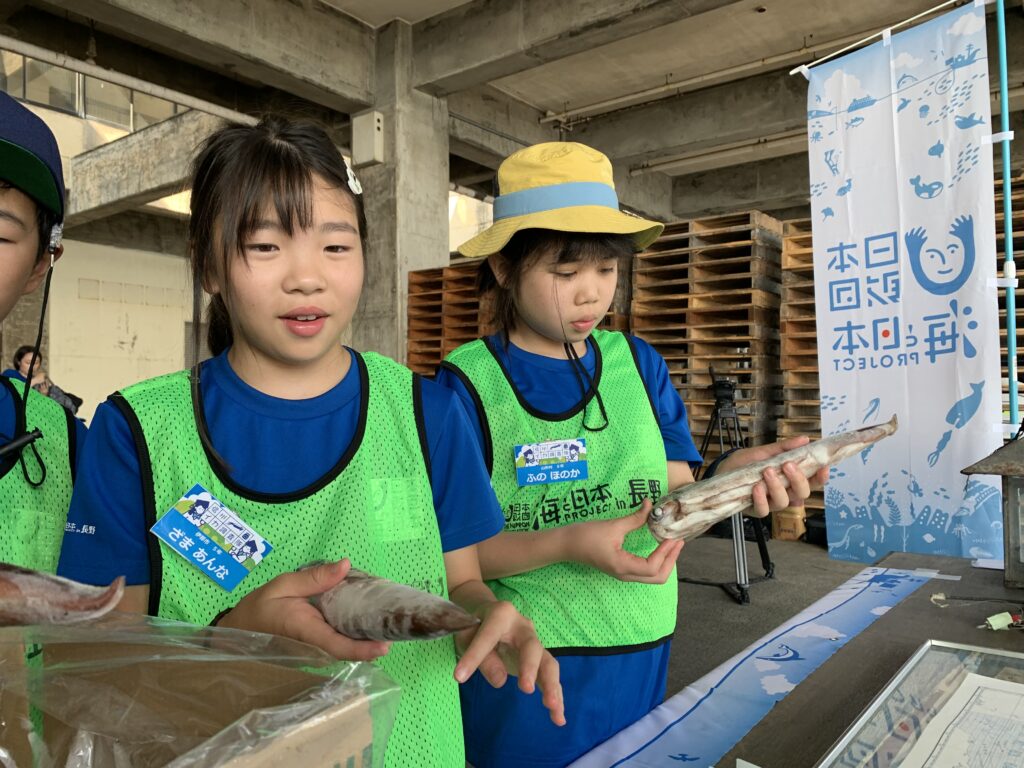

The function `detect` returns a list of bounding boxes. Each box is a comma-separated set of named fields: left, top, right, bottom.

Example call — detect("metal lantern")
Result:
left=962, top=438, right=1024, bottom=588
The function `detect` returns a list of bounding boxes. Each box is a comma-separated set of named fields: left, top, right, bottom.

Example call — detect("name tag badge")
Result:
left=150, top=484, right=273, bottom=592
left=514, top=438, right=589, bottom=487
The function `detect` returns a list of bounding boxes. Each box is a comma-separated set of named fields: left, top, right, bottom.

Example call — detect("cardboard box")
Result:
left=772, top=506, right=807, bottom=541
left=0, top=626, right=394, bottom=768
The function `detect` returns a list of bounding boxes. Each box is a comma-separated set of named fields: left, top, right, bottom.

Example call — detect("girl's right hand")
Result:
left=566, top=500, right=684, bottom=583
left=216, top=559, right=391, bottom=661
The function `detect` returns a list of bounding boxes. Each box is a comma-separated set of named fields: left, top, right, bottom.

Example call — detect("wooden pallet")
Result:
left=407, top=252, right=635, bottom=373
left=688, top=211, right=784, bottom=249
left=777, top=416, right=822, bottom=439
left=441, top=263, right=482, bottom=357
left=634, top=213, right=785, bottom=457
left=406, top=268, right=445, bottom=374
left=780, top=219, right=820, bottom=428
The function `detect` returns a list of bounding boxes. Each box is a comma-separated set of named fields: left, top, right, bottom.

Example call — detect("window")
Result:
left=24, top=58, right=75, bottom=113
left=0, top=51, right=24, bottom=98
left=84, top=77, right=131, bottom=128
left=133, top=91, right=176, bottom=129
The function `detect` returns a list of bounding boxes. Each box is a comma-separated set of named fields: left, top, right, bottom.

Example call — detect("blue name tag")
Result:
left=514, top=438, right=589, bottom=487
left=150, top=484, right=273, bottom=592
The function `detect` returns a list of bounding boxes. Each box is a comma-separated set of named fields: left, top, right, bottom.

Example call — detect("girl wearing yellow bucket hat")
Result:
left=436, top=142, right=822, bottom=767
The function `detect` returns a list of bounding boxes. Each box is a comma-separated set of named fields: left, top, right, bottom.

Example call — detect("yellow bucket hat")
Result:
left=458, top=141, right=664, bottom=258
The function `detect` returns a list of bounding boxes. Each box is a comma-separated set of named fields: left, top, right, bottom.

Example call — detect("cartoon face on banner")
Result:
left=807, top=4, right=1003, bottom=564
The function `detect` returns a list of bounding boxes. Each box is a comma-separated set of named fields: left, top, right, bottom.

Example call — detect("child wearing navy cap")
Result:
left=0, top=91, right=86, bottom=572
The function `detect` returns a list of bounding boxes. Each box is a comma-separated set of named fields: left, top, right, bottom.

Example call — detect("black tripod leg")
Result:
left=753, top=515, right=775, bottom=578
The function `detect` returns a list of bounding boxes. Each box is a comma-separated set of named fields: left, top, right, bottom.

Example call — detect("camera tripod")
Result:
left=679, top=368, right=774, bottom=605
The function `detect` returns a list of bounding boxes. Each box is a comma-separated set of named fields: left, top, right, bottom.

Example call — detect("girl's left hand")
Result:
left=716, top=436, right=829, bottom=518
left=453, top=600, right=565, bottom=726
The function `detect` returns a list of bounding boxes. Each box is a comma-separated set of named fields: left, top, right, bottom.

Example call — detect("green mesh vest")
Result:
left=0, top=376, right=75, bottom=572
left=116, top=353, right=464, bottom=768
left=443, top=330, right=675, bottom=652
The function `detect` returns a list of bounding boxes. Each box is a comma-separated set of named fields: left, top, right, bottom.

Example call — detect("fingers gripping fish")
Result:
left=647, top=416, right=899, bottom=542
left=311, top=568, right=480, bottom=641
left=0, top=562, right=125, bottom=626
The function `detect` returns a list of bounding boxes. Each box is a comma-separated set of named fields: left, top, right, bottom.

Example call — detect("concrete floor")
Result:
left=667, top=535, right=865, bottom=694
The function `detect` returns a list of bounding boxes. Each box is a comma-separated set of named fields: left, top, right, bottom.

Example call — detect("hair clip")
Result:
left=345, top=161, right=363, bottom=196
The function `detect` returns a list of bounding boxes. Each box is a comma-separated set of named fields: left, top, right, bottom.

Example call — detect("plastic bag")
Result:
left=0, top=613, right=399, bottom=767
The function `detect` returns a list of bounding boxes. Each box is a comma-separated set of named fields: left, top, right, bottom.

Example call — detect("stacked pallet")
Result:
left=406, top=267, right=445, bottom=375
left=441, top=261, right=488, bottom=358
left=777, top=218, right=824, bottom=517
left=405, top=255, right=631, bottom=374
left=406, top=260, right=494, bottom=375
left=996, top=171, right=1024, bottom=403
left=632, top=212, right=784, bottom=462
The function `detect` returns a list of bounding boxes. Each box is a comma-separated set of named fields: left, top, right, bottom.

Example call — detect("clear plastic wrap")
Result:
left=0, top=613, right=400, bottom=768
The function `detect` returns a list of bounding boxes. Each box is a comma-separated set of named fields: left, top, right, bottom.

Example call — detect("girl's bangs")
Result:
left=552, top=234, right=633, bottom=265
left=233, top=149, right=317, bottom=254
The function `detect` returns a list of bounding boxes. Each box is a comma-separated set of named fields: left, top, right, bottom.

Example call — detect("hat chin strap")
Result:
left=563, top=339, right=609, bottom=433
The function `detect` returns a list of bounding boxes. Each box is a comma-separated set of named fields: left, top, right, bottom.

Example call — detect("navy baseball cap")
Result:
left=0, top=90, right=65, bottom=220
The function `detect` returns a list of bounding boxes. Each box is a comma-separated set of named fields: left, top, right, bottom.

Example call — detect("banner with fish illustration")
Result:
left=807, top=4, right=1003, bottom=563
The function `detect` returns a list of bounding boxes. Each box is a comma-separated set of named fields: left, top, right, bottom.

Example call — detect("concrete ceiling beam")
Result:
left=0, top=0, right=25, bottom=23
left=573, top=11, right=1024, bottom=178
left=413, top=0, right=741, bottom=96
left=572, top=69, right=808, bottom=171
left=66, top=110, right=224, bottom=227
left=672, top=110, right=1024, bottom=218
left=41, top=0, right=375, bottom=111
left=672, top=153, right=810, bottom=219
left=447, top=86, right=557, bottom=168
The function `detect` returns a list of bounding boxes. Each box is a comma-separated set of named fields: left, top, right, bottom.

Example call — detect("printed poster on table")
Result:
left=807, top=4, right=1003, bottom=563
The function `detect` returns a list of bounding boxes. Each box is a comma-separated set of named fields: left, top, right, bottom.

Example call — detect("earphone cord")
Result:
left=15, top=259, right=54, bottom=488
left=563, top=340, right=609, bottom=432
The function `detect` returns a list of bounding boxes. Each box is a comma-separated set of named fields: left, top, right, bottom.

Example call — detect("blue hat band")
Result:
left=492, top=181, right=620, bottom=222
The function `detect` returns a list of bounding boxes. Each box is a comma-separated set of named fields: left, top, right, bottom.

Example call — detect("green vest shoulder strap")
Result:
left=0, top=376, right=75, bottom=572
left=116, top=353, right=464, bottom=768
left=445, top=330, right=675, bottom=652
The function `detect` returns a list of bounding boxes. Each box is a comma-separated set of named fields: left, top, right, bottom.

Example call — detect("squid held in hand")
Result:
left=0, top=562, right=124, bottom=626
left=311, top=567, right=479, bottom=641
left=647, top=416, right=899, bottom=542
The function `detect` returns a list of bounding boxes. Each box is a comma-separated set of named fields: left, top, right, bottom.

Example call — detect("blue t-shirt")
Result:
left=0, top=370, right=87, bottom=473
left=434, top=333, right=700, bottom=767
left=434, top=333, right=701, bottom=466
left=57, top=349, right=504, bottom=586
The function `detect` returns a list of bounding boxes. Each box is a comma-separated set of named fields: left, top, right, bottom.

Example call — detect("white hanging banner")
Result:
left=808, top=4, right=1003, bottom=563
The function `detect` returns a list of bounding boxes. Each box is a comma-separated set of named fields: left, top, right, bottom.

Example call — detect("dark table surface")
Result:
left=720, top=552, right=1024, bottom=768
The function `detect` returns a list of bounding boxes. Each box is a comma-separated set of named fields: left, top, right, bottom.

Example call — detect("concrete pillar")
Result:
left=354, top=21, right=449, bottom=362
left=612, top=162, right=673, bottom=222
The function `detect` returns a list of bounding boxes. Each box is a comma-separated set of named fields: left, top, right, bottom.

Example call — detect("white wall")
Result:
left=47, top=240, right=192, bottom=423
left=448, top=191, right=491, bottom=253
left=24, top=103, right=128, bottom=174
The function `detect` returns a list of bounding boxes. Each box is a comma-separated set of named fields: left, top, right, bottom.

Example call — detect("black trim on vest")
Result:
left=483, top=334, right=604, bottom=423
left=63, top=406, right=77, bottom=483
left=110, top=393, right=163, bottom=615
left=625, top=335, right=661, bottom=428
left=546, top=632, right=674, bottom=658
left=412, top=374, right=432, bottom=480
left=193, top=352, right=371, bottom=504
left=0, top=377, right=27, bottom=481
left=437, top=361, right=494, bottom=474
